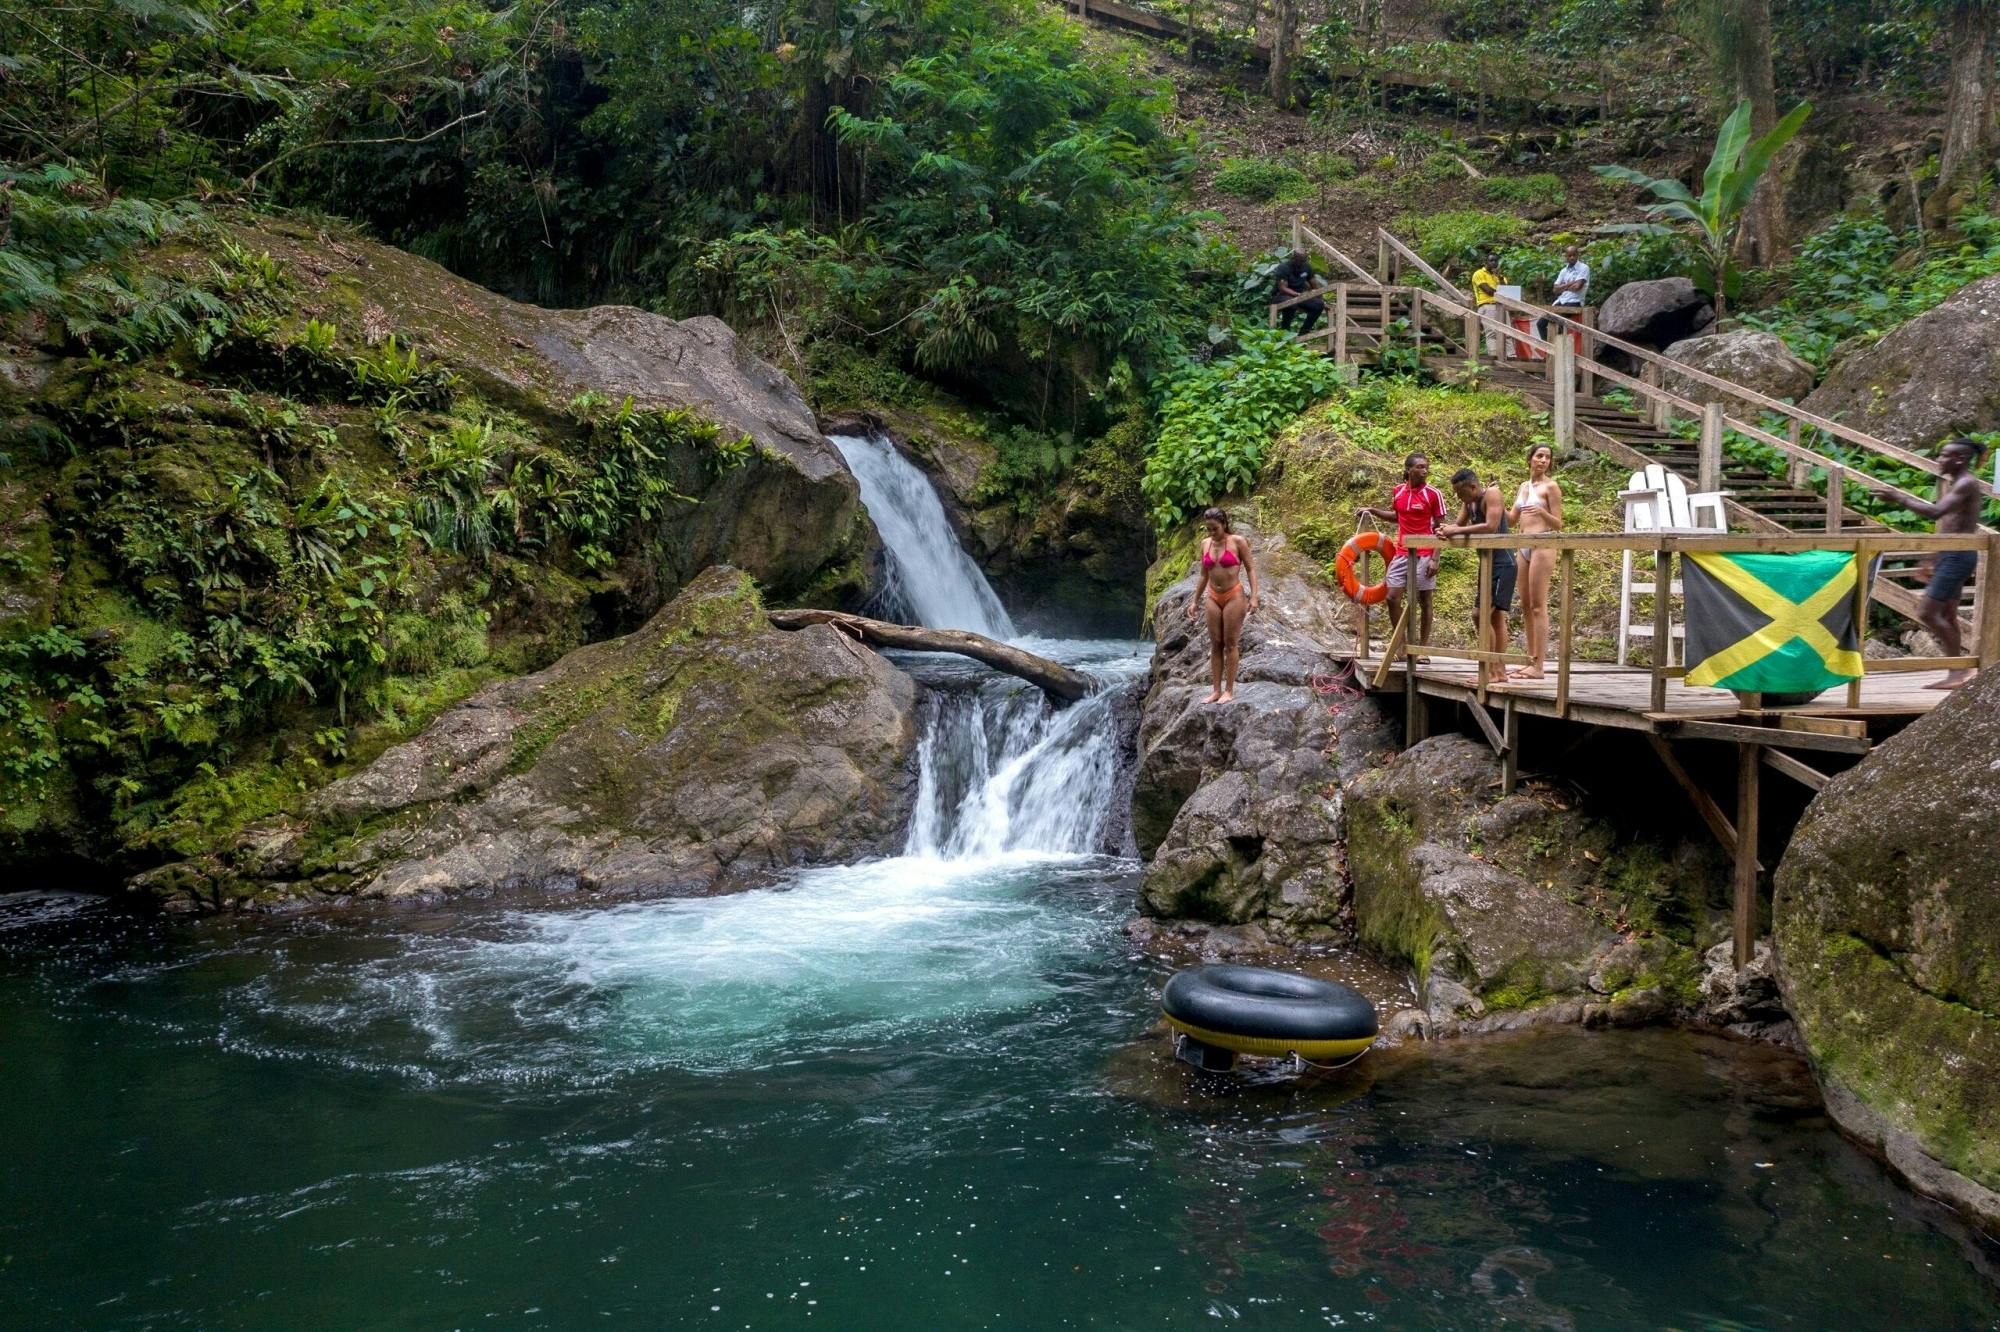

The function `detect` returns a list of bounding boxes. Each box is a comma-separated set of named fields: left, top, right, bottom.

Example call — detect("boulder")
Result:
left=227, top=217, right=865, bottom=600
left=1343, top=734, right=1711, bottom=1028
left=140, top=568, right=921, bottom=909
left=1662, top=330, right=1816, bottom=411
left=1133, top=517, right=1395, bottom=930
left=1799, top=273, right=2000, bottom=452
left=1773, top=665, right=2000, bottom=1232
left=1597, top=277, right=1716, bottom=349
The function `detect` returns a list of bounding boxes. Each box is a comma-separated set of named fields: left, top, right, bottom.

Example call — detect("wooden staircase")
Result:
left=1281, top=219, right=1991, bottom=639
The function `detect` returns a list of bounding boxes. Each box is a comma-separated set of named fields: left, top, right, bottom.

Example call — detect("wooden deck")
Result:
left=1359, top=655, right=1956, bottom=746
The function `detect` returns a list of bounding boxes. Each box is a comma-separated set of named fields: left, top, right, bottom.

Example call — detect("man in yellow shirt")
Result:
left=1470, top=252, right=1505, bottom=357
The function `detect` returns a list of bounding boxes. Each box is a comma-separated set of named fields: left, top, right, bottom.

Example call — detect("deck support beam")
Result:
left=1501, top=697, right=1520, bottom=794
left=1734, top=742, right=1762, bottom=970
left=1645, top=735, right=1761, bottom=874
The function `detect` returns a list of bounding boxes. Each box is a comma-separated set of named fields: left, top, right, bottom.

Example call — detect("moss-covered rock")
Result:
left=1774, top=666, right=2000, bottom=1233
left=1344, top=734, right=1710, bottom=1029
left=136, top=568, right=920, bottom=910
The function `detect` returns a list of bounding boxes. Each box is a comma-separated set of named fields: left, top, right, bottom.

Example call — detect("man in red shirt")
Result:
left=1359, top=452, right=1446, bottom=655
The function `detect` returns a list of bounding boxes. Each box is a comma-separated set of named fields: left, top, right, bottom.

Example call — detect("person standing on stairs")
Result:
left=1440, top=467, right=1515, bottom=662
left=1273, top=248, right=1327, bottom=339
left=1504, top=444, right=1564, bottom=682
left=1471, top=253, right=1506, bottom=357
left=1359, top=453, right=1446, bottom=662
left=1537, top=245, right=1589, bottom=343
left=1895, top=436, right=1987, bottom=690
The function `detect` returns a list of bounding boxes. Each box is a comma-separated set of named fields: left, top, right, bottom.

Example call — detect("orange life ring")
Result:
left=1335, top=531, right=1397, bottom=605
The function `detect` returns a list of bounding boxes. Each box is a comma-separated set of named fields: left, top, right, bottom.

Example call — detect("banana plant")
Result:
left=1594, top=98, right=1811, bottom=318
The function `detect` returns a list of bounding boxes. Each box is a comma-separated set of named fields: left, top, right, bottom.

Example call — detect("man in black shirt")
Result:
left=1273, top=248, right=1325, bottom=337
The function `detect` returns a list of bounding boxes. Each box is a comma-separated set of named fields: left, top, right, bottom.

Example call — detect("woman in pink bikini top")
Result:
left=1185, top=506, right=1259, bottom=705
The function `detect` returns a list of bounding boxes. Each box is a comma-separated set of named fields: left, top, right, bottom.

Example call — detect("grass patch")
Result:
left=1212, top=158, right=1318, bottom=204
left=1482, top=172, right=1566, bottom=208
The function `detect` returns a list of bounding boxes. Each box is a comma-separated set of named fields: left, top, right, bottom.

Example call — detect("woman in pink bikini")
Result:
left=1185, top=507, right=1259, bottom=704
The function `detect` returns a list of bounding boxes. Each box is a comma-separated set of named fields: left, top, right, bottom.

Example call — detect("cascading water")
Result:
left=829, top=430, right=1014, bottom=638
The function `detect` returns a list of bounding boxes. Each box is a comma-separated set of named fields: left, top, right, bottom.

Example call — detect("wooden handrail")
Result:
left=1487, top=291, right=1994, bottom=498
left=1399, top=531, right=1992, bottom=553
left=1297, top=221, right=1380, bottom=287
left=1377, top=228, right=1467, bottom=304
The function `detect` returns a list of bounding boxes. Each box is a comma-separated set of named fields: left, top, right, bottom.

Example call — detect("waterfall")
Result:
left=829, top=431, right=1015, bottom=639
left=904, top=685, right=1128, bottom=861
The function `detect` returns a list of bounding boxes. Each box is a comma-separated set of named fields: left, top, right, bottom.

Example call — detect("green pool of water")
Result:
left=2, top=870, right=1995, bottom=1331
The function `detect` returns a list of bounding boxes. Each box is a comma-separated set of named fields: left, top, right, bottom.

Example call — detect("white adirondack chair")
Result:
left=1618, top=465, right=1728, bottom=666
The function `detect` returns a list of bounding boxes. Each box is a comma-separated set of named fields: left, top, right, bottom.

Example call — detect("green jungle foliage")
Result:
left=1741, top=210, right=2000, bottom=368
left=1481, top=173, right=1567, bottom=209
left=1211, top=159, right=1318, bottom=204
left=1140, top=325, right=1348, bottom=529
left=1395, top=210, right=1528, bottom=269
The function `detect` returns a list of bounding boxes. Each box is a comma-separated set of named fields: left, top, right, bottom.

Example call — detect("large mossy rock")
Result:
left=1344, top=735, right=1712, bottom=1028
left=223, top=218, right=864, bottom=597
left=1663, top=329, right=1816, bottom=410
left=1774, top=667, right=2000, bottom=1231
left=1597, top=277, right=1715, bottom=349
left=134, top=568, right=920, bottom=910
left=1799, top=274, right=2000, bottom=451
left=1132, top=513, right=1396, bottom=931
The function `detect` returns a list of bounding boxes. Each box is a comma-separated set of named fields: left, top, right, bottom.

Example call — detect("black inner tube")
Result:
left=1161, top=965, right=1378, bottom=1043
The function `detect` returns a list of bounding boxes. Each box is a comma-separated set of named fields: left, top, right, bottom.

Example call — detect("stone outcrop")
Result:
left=1132, top=516, right=1398, bottom=932
left=1774, top=665, right=2000, bottom=1233
left=1597, top=277, right=1716, bottom=350
left=136, top=568, right=921, bottom=910
left=1800, top=274, right=2000, bottom=451
left=1343, top=734, right=1716, bottom=1032
left=1663, top=329, right=1817, bottom=410
left=232, top=217, right=866, bottom=601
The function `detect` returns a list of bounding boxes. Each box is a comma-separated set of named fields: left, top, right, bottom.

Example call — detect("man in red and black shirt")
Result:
left=1359, top=452, right=1446, bottom=654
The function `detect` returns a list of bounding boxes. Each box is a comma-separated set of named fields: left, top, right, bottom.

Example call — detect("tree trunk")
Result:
left=1932, top=0, right=1999, bottom=223
left=1711, top=0, right=1783, bottom=266
left=765, top=610, right=1096, bottom=703
left=1268, top=0, right=1299, bottom=107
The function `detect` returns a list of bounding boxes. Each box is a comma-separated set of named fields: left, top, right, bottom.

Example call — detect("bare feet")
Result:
left=1218, top=690, right=1236, bottom=704
left=1925, top=670, right=1974, bottom=691
left=1202, top=689, right=1222, bottom=704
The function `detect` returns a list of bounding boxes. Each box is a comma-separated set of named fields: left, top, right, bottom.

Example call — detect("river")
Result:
left=0, top=433, right=1994, bottom=1328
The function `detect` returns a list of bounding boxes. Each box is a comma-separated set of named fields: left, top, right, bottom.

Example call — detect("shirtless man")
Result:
left=1897, top=437, right=1988, bottom=690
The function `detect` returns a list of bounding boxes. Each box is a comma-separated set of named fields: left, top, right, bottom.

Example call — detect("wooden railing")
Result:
left=1376, top=228, right=1466, bottom=305
left=1375, top=531, right=1999, bottom=715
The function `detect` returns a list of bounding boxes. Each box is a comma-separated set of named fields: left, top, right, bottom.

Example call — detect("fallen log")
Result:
left=766, top=609, right=1094, bottom=702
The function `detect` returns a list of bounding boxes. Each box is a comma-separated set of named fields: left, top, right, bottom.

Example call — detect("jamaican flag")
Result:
left=1683, top=550, right=1866, bottom=694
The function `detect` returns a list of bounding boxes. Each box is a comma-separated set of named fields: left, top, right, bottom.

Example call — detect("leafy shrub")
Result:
left=1396, top=210, right=1527, bottom=268
left=1212, top=158, right=1318, bottom=204
left=1141, top=325, right=1347, bottom=528
left=1309, top=152, right=1359, bottom=182
left=1482, top=173, right=1566, bottom=208
left=972, top=427, right=1079, bottom=514
left=1416, top=154, right=1468, bottom=184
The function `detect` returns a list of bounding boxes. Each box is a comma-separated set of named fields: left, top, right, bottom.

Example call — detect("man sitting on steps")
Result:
left=1895, top=436, right=1988, bottom=690
left=1273, top=248, right=1326, bottom=339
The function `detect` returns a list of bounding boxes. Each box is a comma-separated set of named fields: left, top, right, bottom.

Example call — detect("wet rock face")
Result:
left=1799, top=273, right=2000, bottom=451
left=1132, top=525, right=1395, bottom=932
left=1663, top=329, right=1817, bottom=410
left=140, top=568, right=921, bottom=909
left=1597, top=277, right=1716, bottom=349
left=1342, top=734, right=1712, bottom=1030
left=1774, top=665, right=2000, bottom=1231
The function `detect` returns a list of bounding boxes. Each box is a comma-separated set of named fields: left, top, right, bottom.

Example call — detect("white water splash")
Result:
left=829, top=431, right=1014, bottom=638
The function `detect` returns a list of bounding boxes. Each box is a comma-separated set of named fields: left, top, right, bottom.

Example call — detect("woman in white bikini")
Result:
left=1506, top=444, right=1563, bottom=681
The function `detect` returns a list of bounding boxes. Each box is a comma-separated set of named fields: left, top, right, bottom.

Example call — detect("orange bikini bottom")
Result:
left=1208, top=582, right=1242, bottom=607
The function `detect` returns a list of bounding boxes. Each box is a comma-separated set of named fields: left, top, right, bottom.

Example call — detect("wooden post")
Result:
left=1476, top=549, right=1492, bottom=704
left=1377, top=232, right=1390, bottom=282
left=1651, top=544, right=1672, bottom=713
left=1335, top=287, right=1349, bottom=364
left=1848, top=545, right=1869, bottom=708
left=1826, top=465, right=1844, bottom=533
left=1501, top=697, right=1519, bottom=795
left=1579, top=308, right=1597, bottom=399
left=1553, top=337, right=1575, bottom=450
left=1292, top=214, right=1303, bottom=251
left=1733, top=741, right=1761, bottom=970
left=1464, top=310, right=1480, bottom=367
left=1698, top=403, right=1723, bottom=495
left=1556, top=550, right=1574, bottom=717
left=1404, top=653, right=1420, bottom=741
left=1786, top=419, right=1807, bottom=489
left=1642, top=360, right=1665, bottom=430
left=1978, top=533, right=2000, bottom=670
